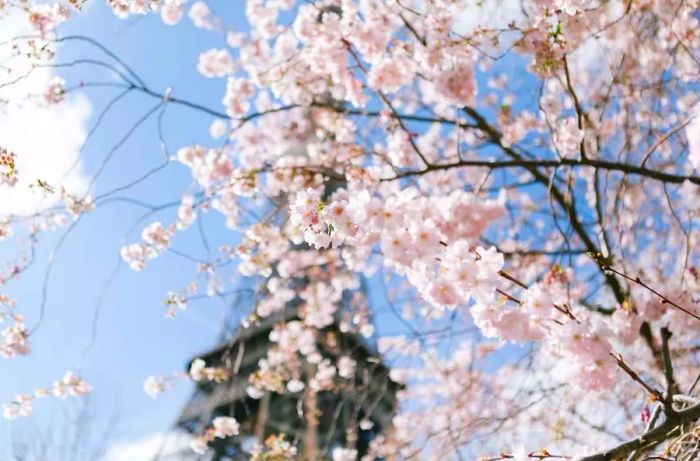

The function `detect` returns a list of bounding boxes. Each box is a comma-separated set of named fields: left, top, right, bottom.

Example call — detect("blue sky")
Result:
left=0, top=1, right=257, bottom=455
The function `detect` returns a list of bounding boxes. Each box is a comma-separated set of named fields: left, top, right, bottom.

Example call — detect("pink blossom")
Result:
left=52, top=371, right=91, bottom=398
left=160, top=0, right=184, bottom=25
left=286, top=379, right=305, bottom=393
left=681, top=180, right=700, bottom=211
left=212, top=416, right=239, bottom=438
left=43, top=76, right=65, bottom=105
left=332, top=448, right=358, bottom=461
left=209, top=119, right=228, bottom=139
left=223, top=77, right=253, bottom=118
left=197, top=49, right=236, bottom=78
left=188, top=1, right=214, bottom=29
left=426, top=279, right=463, bottom=309
left=0, top=316, right=30, bottom=359
left=28, top=2, right=68, bottom=35
left=367, top=55, right=416, bottom=93
left=434, top=61, right=477, bottom=107
left=120, top=243, right=153, bottom=271
left=141, top=221, right=173, bottom=250
left=554, top=118, right=584, bottom=158
left=4, top=372, right=90, bottom=419
left=0, top=147, right=17, bottom=187
left=143, top=375, right=168, bottom=398
left=337, top=356, right=356, bottom=379
left=3, top=394, right=32, bottom=420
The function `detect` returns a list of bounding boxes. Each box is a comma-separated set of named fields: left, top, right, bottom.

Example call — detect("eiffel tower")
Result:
left=153, top=302, right=400, bottom=460
left=153, top=103, right=401, bottom=460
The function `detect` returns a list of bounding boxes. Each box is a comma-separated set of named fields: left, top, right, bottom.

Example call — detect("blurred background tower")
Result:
left=152, top=31, right=402, bottom=455
left=153, top=122, right=401, bottom=460
left=154, top=306, right=401, bottom=461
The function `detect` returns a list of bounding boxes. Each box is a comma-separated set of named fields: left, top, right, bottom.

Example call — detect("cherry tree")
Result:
left=1, top=0, right=700, bottom=459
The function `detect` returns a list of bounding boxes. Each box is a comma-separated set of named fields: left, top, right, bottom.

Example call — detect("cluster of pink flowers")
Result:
left=0, top=314, right=30, bottom=359
left=176, top=145, right=234, bottom=190
left=60, top=187, right=94, bottom=218
left=106, top=0, right=157, bottom=19
left=160, top=0, right=184, bottom=25
left=106, top=0, right=191, bottom=25
left=27, top=2, right=69, bottom=35
left=223, top=77, right=254, bottom=118
left=470, top=265, right=620, bottom=390
left=0, top=147, right=18, bottom=187
left=681, top=180, right=700, bottom=212
left=246, top=321, right=317, bottom=396
left=0, top=222, right=12, bottom=242
left=162, top=290, right=187, bottom=318
left=143, top=358, right=229, bottom=399
left=190, top=416, right=240, bottom=454
left=298, top=281, right=341, bottom=328
left=235, top=224, right=289, bottom=277
left=553, top=118, right=584, bottom=158
left=189, top=357, right=230, bottom=383
left=332, top=448, right=358, bottom=461
left=433, top=59, right=477, bottom=107
left=143, top=374, right=172, bottom=398
left=188, top=0, right=215, bottom=29
left=248, top=434, right=297, bottom=461
left=255, top=277, right=295, bottom=317
left=197, top=48, right=236, bottom=78
left=43, top=76, right=66, bottom=105
left=549, top=317, right=617, bottom=390
left=3, top=371, right=90, bottom=419
left=120, top=221, right=175, bottom=271
left=289, top=188, right=368, bottom=249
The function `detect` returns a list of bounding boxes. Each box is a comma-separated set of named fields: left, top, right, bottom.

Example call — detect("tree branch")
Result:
left=579, top=400, right=700, bottom=461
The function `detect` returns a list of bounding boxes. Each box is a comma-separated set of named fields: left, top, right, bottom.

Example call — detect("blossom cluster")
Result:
left=121, top=221, right=175, bottom=271
left=27, top=1, right=69, bottom=35
left=3, top=371, right=90, bottom=419
left=0, top=147, right=18, bottom=187
left=43, top=76, right=66, bottom=105
left=143, top=358, right=229, bottom=398
left=190, top=416, right=240, bottom=454
left=0, top=314, right=30, bottom=359
left=249, top=434, right=297, bottom=461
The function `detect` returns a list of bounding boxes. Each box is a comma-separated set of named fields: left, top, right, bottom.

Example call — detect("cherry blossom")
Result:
left=27, top=2, right=69, bottom=35
left=187, top=1, right=214, bottom=29
left=553, top=118, right=584, bottom=158
left=212, top=416, right=239, bottom=438
left=197, top=48, right=236, bottom=78
left=143, top=375, right=169, bottom=398
left=434, top=59, right=477, bottom=107
left=43, top=76, right=65, bottom=105
left=0, top=315, right=30, bottom=358
left=3, top=371, right=90, bottom=419
left=0, top=147, right=18, bottom=187
left=332, top=448, right=358, bottom=461
left=160, top=0, right=184, bottom=25
left=222, top=77, right=254, bottom=118
left=2, top=0, right=700, bottom=459
left=190, top=416, right=240, bottom=453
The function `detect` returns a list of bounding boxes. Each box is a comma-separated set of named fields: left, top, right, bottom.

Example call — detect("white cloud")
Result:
left=0, top=13, right=91, bottom=218
left=104, top=431, right=194, bottom=461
